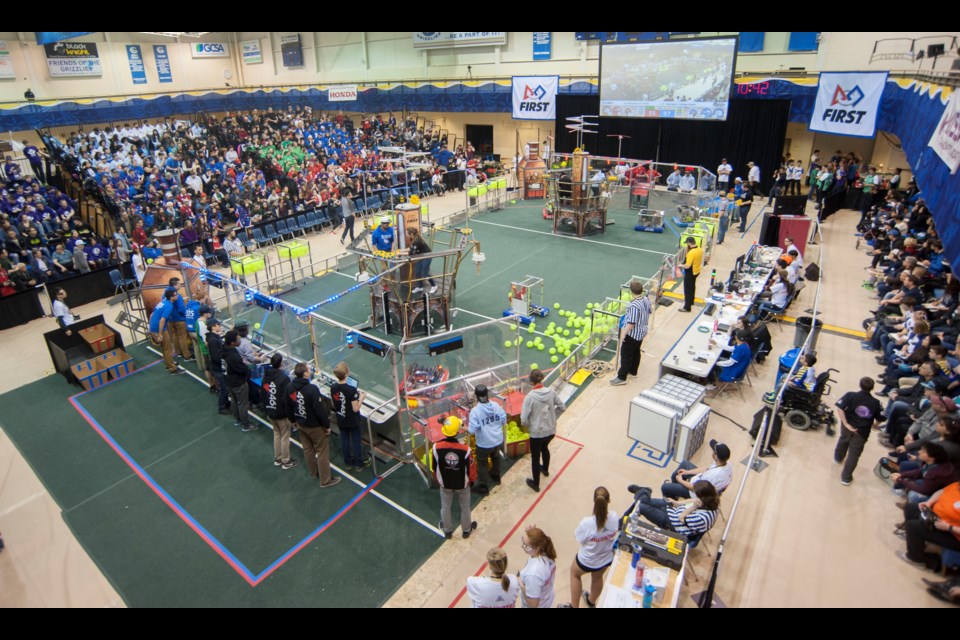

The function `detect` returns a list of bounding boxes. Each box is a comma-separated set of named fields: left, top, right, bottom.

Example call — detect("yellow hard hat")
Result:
left=442, top=415, right=462, bottom=437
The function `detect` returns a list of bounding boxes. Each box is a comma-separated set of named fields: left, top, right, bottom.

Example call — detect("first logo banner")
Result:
left=809, top=72, right=888, bottom=139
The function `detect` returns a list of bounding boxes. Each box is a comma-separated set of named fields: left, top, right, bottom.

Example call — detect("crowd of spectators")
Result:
left=855, top=183, right=960, bottom=598
left=0, top=170, right=118, bottom=296
left=44, top=108, right=496, bottom=265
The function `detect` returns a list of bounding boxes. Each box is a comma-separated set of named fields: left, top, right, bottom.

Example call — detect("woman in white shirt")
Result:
left=131, top=244, right=146, bottom=284
left=518, top=526, right=557, bottom=608
left=466, top=548, right=519, bottom=608
left=567, top=487, right=618, bottom=608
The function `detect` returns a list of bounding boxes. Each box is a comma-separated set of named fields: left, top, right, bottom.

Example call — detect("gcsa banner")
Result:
left=191, top=42, right=229, bottom=59
left=512, top=76, right=559, bottom=121
left=809, top=71, right=888, bottom=138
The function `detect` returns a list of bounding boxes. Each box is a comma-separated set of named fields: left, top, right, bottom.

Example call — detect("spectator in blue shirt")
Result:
left=22, top=141, right=45, bottom=182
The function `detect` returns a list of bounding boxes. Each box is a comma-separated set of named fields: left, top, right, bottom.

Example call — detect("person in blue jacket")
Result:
left=468, top=384, right=507, bottom=495
left=706, top=330, right=752, bottom=390
left=164, top=277, right=194, bottom=361
left=149, top=289, right=181, bottom=374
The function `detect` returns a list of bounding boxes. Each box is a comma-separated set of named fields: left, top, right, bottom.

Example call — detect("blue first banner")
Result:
left=126, top=45, right=147, bottom=85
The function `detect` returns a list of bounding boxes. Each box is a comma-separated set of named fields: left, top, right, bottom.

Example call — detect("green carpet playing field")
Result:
left=1, top=344, right=443, bottom=607
left=227, top=196, right=676, bottom=395
left=0, top=200, right=672, bottom=607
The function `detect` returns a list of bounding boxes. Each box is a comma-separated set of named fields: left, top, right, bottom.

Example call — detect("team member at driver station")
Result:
left=468, top=384, right=507, bottom=495
left=371, top=215, right=395, bottom=252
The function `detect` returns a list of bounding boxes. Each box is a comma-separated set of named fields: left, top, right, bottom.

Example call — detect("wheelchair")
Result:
left=778, top=368, right=839, bottom=434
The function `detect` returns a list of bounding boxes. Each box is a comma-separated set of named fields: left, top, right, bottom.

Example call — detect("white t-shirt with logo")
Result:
left=466, top=575, right=519, bottom=608
left=520, top=556, right=556, bottom=608
left=575, top=512, right=620, bottom=569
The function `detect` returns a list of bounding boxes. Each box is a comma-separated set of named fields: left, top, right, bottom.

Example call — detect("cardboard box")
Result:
left=70, top=358, right=109, bottom=391
left=79, top=324, right=116, bottom=354
left=98, top=348, right=135, bottom=380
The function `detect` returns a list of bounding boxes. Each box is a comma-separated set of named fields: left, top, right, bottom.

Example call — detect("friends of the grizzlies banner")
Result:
left=512, top=76, right=558, bottom=121
left=810, top=71, right=887, bottom=138
left=44, top=41, right=101, bottom=77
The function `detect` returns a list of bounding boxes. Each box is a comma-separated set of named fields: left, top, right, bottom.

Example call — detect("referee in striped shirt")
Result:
left=610, top=280, right=652, bottom=386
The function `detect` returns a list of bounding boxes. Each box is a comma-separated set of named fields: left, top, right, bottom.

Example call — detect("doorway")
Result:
left=465, top=124, right=494, bottom=159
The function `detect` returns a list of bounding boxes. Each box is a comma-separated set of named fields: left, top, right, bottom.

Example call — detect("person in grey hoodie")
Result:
left=522, top=368, right=565, bottom=492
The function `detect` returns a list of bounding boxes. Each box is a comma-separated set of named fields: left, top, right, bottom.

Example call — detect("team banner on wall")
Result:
left=191, top=42, right=229, bottom=59
left=242, top=40, right=262, bottom=64
left=809, top=71, right=887, bottom=138
left=929, top=91, right=960, bottom=174
left=44, top=42, right=101, bottom=77
left=153, top=45, right=173, bottom=83
left=0, top=41, right=14, bottom=79
left=533, top=32, right=551, bottom=60
left=328, top=85, right=358, bottom=102
left=126, top=45, right=147, bottom=85
left=512, top=76, right=559, bottom=120
left=413, top=32, right=506, bottom=49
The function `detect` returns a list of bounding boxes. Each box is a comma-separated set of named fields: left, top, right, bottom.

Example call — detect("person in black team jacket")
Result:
left=205, top=319, right=230, bottom=415
left=222, top=330, right=258, bottom=432
left=262, top=354, right=298, bottom=470
left=285, top=363, right=341, bottom=488
left=433, top=415, right=478, bottom=540
left=330, top=361, right=370, bottom=472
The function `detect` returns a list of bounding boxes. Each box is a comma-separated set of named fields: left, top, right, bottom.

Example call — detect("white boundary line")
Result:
left=469, top=218, right=672, bottom=257
left=146, top=346, right=442, bottom=537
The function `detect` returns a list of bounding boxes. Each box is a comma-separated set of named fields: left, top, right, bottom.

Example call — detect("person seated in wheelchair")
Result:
left=704, top=330, right=752, bottom=391
left=763, top=352, right=817, bottom=404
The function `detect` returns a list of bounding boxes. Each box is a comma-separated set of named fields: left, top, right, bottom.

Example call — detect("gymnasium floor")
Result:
left=0, top=188, right=950, bottom=608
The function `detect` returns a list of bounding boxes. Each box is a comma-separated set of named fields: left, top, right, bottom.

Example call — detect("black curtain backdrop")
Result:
left=555, top=96, right=790, bottom=193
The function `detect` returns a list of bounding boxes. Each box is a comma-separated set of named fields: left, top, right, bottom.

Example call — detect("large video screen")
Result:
left=599, top=37, right=737, bottom=121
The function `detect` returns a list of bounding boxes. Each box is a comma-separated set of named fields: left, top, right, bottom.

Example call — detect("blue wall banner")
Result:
left=154, top=45, right=173, bottom=83
left=533, top=32, right=551, bottom=60
left=126, top=45, right=147, bottom=85
left=810, top=71, right=887, bottom=138
left=34, top=32, right=93, bottom=45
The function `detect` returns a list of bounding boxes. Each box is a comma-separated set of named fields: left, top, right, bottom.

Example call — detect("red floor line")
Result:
left=555, top=434, right=585, bottom=448
left=447, top=445, right=584, bottom=608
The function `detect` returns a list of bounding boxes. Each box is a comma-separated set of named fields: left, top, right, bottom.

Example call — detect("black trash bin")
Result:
left=794, top=316, right=824, bottom=350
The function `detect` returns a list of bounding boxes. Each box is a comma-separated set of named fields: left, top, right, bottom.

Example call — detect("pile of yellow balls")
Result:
left=502, top=299, right=621, bottom=368
left=505, top=421, right=529, bottom=444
